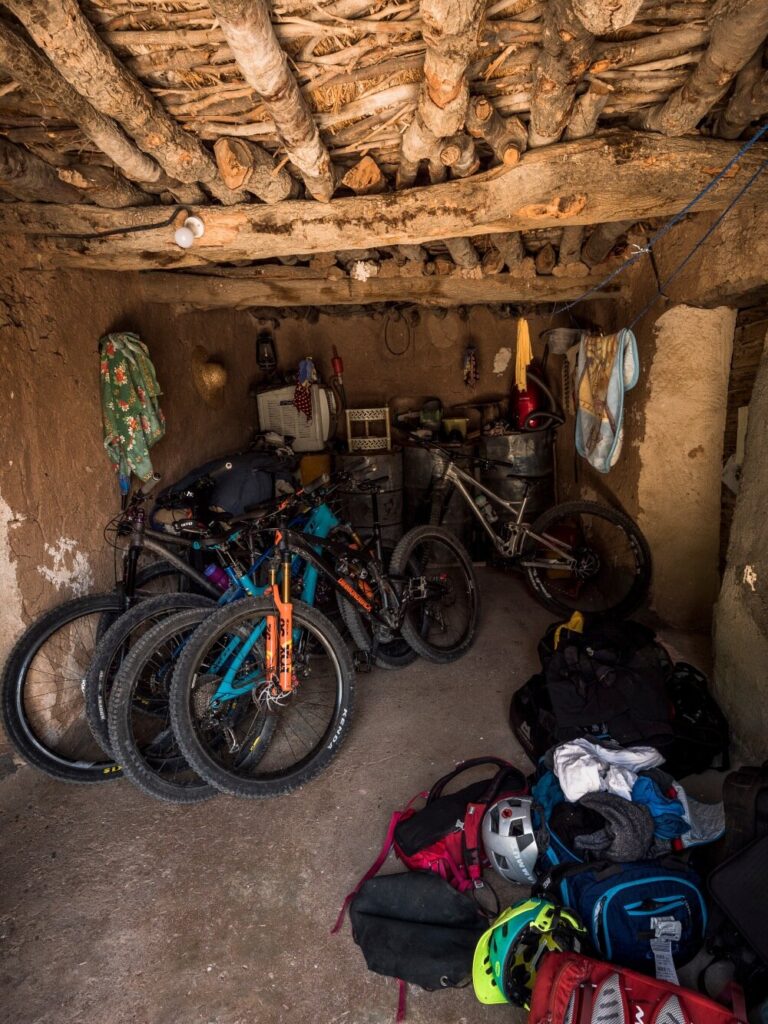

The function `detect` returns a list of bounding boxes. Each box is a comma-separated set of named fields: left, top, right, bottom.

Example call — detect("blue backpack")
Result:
left=538, top=859, right=706, bottom=974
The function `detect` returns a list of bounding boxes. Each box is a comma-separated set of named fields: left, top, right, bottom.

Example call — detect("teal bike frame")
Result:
left=207, top=501, right=340, bottom=706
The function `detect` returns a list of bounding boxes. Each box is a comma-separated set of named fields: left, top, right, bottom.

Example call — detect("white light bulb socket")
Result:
left=185, top=215, right=205, bottom=239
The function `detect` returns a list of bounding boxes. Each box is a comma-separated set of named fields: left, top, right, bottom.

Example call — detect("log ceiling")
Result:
left=0, top=0, right=765, bottom=307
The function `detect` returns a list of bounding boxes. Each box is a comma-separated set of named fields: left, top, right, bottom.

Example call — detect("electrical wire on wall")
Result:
left=383, top=306, right=414, bottom=356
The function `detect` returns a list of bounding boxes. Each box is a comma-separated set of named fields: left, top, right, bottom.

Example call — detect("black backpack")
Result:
left=348, top=871, right=487, bottom=1018
left=510, top=619, right=674, bottom=762
left=663, top=663, right=730, bottom=778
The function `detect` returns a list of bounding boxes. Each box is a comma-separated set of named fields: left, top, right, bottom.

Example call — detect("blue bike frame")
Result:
left=206, top=502, right=340, bottom=706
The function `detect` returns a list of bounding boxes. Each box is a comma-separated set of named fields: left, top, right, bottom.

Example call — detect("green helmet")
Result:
left=472, top=898, right=586, bottom=1008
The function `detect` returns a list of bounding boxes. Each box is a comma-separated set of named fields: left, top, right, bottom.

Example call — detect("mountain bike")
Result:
left=0, top=481, right=248, bottom=784
left=103, top=495, right=347, bottom=803
left=168, top=484, right=478, bottom=798
left=420, top=439, right=651, bottom=616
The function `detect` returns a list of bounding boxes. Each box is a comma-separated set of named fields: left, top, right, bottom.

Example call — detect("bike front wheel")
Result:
left=84, top=592, right=217, bottom=756
left=389, top=525, right=479, bottom=664
left=169, top=598, right=354, bottom=798
left=523, top=500, right=651, bottom=616
left=108, top=608, right=230, bottom=804
left=1, top=593, right=125, bottom=783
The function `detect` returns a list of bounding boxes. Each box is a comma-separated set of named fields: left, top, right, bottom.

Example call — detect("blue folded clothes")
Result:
left=631, top=776, right=690, bottom=839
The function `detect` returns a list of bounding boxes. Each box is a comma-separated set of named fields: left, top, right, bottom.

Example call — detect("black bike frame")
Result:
left=275, top=523, right=406, bottom=628
left=119, top=508, right=224, bottom=604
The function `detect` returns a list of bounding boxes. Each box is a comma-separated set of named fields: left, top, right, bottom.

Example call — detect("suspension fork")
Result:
left=266, top=527, right=295, bottom=693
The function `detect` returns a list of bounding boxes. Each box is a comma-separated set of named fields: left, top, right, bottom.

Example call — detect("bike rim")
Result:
left=527, top=510, right=642, bottom=613
left=186, top=614, right=345, bottom=783
left=125, top=620, right=213, bottom=790
left=404, top=537, right=475, bottom=654
left=16, top=605, right=118, bottom=771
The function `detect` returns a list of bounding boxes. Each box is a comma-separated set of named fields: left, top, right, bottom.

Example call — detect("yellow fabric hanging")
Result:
left=515, top=318, right=533, bottom=390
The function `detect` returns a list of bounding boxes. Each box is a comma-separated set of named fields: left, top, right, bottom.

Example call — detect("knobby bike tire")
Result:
left=524, top=500, right=652, bottom=617
left=1, top=593, right=125, bottom=783
left=335, top=542, right=418, bottom=670
left=108, top=608, right=222, bottom=805
left=134, top=559, right=193, bottom=595
left=84, top=592, right=217, bottom=756
left=169, top=598, right=355, bottom=799
left=389, top=525, right=480, bottom=664
left=337, top=596, right=417, bottom=669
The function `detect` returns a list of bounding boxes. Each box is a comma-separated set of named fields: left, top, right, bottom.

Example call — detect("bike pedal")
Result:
left=353, top=650, right=374, bottom=673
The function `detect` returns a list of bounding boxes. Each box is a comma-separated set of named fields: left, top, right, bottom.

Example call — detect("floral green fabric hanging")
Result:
left=100, top=332, right=165, bottom=490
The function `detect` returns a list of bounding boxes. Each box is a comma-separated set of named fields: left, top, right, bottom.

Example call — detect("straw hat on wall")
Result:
left=191, top=345, right=228, bottom=408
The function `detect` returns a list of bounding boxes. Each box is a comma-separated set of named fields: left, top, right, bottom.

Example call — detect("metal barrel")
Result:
left=403, top=445, right=434, bottom=529
left=477, top=468, right=555, bottom=524
left=479, top=430, right=554, bottom=477
left=403, top=444, right=474, bottom=542
left=478, top=431, right=555, bottom=524
left=336, top=449, right=403, bottom=547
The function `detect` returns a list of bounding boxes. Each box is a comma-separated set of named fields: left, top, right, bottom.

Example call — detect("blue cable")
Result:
left=550, top=121, right=768, bottom=317
left=628, top=157, right=767, bottom=329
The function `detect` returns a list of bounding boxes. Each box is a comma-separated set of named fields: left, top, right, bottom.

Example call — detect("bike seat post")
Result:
left=369, top=488, right=384, bottom=561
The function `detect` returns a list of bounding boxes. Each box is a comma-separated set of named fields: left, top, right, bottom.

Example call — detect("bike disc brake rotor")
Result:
left=574, top=547, right=601, bottom=580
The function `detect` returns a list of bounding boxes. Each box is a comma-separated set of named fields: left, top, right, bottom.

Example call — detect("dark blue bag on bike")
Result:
left=539, top=858, right=706, bottom=974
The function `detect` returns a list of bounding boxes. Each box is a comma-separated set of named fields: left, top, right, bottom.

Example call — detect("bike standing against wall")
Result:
left=168, top=479, right=479, bottom=799
left=421, top=439, right=651, bottom=617
left=0, top=480, right=248, bottom=784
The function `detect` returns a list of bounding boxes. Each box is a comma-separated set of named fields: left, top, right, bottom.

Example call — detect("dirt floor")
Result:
left=0, top=571, right=710, bottom=1024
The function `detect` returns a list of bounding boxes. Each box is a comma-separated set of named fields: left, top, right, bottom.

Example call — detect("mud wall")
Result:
left=0, top=258, right=561, bottom=659
left=713, top=327, right=768, bottom=760
left=552, top=198, right=768, bottom=630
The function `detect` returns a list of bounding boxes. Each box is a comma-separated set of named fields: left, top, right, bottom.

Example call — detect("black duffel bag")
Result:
left=510, top=619, right=674, bottom=763
left=153, top=449, right=296, bottom=521
left=349, top=871, right=486, bottom=991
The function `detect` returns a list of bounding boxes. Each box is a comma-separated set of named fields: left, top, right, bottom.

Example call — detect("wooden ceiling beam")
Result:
left=0, top=137, right=84, bottom=203
left=0, top=22, right=161, bottom=186
left=713, top=49, right=768, bottom=140
left=4, top=0, right=236, bottom=201
left=528, top=0, right=593, bottom=148
left=638, top=0, right=768, bottom=135
left=529, top=0, right=643, bottom=148
left=135, top=269, right=625, bottom=309
left=208, top=0, right=336, bottom=202
left=397, top=0, right=485, bottom=188
left=2, top=134, right=766, bottom=271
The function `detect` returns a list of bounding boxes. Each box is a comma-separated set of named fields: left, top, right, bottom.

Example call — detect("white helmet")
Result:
left=482, top=797, right=538, bottom=884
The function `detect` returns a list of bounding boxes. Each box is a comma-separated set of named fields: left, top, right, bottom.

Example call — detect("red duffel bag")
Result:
left=529, top=952, right=746, bottom=1024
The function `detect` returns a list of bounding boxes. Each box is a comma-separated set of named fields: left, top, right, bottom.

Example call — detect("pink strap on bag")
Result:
left=331, top=791, right=428, bottom=934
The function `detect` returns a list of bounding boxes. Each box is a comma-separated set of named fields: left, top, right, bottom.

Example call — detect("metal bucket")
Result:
left=336, top=449, right=403, bottom=547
